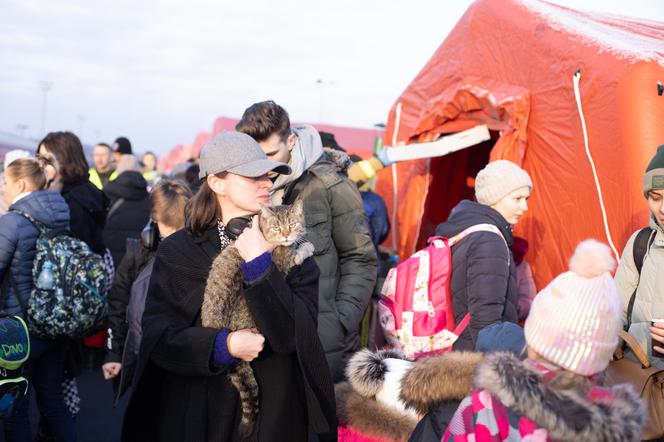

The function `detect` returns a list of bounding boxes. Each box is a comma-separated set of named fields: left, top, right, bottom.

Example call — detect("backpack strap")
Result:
left=11, top=209, right=69, bottom=239
left=447, top=223, right=511, bottom=266
left=107, top=198, right=126, bottom=220
left=10, top=209, right=47, bottom=232
left=625, top=227, right=655, bottom=331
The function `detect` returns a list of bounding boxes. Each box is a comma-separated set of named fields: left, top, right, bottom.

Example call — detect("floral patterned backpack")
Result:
left=378, top=224, right=507, bottom=360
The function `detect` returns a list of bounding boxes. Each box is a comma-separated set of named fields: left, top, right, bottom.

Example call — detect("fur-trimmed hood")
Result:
left=476, top=352, right=645, bottom=442
left=323, top=147, right=352, bottom=173
left=338, top=349, right=483, bottom=441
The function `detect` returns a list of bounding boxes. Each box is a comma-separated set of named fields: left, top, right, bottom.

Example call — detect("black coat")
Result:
left=434, top=200, right=518, bottom=351
left=61, top=180, right=108, bottom=254
left=102, top=171, right=150, bottom=267
left=122, top=227, right=336, bottom=442
left=105, top=238, right=155, bottom=403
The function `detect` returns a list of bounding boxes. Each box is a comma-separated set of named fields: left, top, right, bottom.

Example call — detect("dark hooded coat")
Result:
left=102, top=171, right=150, bottom=267
left=435, top=200, right=518, bottom=350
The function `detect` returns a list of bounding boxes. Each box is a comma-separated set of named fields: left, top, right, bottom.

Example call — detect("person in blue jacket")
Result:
left=0, top=158, right=76, bottom=441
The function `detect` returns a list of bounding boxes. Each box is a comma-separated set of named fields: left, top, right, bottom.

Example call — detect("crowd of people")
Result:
left=0, top=99, right=662, bottom=442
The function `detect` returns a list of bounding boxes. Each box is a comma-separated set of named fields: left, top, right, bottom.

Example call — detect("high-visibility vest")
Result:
left=88, top=168, right=118, bottom=190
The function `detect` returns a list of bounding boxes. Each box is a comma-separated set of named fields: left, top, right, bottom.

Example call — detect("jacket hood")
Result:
left=651, top=214, right=664, bottom=247
left=400, top=351, right=484, bottom=415
left=322, top=147, right=352, bottom=173
left=104, top=171, right=148, bottom=201
left=62, top=180, right=107, bottom=214
left=11, top=190, right=70, bottom=230
left=436, top=200, right=513, bottom=246
left=475, top=352, right=645, bottom=441
left=338, top=349, right=483, bottom=441
left=335, top=382, right=418, bottom=442
left=271, top=125, right=324, bottom=200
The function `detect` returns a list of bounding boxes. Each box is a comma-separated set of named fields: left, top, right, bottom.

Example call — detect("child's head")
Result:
left=1, top=158, right=48, bottom=204
left=150, top=180, right=192, bottom=238
left=524, top=240, right=622, bottom=376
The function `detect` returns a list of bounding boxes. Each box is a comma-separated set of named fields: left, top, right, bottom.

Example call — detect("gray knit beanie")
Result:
left=644, top=144, right=664, bottom=196
left=475, top=160, right=533, bottom=206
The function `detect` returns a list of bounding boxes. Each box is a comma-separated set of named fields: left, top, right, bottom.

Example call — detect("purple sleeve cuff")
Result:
left=212, top=329, right=238, bottom=367
left=240, top=252, right=272, bottom=281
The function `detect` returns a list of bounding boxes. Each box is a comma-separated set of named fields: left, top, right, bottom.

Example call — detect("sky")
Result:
left=1, top=0, right=663, bottom=154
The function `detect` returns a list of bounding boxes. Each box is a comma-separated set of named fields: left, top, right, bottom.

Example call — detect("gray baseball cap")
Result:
left=198, top=131, right=291, bottom=180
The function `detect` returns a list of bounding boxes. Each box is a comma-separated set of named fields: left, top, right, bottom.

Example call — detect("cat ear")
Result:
left=259, top=203, right=274, bottom=216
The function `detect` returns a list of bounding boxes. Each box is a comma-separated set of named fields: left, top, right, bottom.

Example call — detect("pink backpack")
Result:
left=379, top=224, right=508, bottom=360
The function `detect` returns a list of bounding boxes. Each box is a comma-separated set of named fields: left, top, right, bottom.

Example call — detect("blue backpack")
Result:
left=13, top=210, right=110, bottom=339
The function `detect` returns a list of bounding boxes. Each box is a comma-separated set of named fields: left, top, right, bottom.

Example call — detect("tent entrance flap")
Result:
left=385, top=125, right=491, bottom=162
left=414, top=136, right=496, bottom=251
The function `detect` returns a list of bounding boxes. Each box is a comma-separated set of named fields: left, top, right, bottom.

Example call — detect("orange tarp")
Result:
left=377, top=0, right=664, bottom=288
left=160, top=117, right=382, bottom=173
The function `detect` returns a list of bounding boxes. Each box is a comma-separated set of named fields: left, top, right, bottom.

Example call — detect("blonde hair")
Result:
left=150, top=180, right=192, bottom=229
left=5, top=158, right=48, bottom=191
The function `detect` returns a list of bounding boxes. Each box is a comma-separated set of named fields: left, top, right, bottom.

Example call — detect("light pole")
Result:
left=316, top=78, right=324, bottom=122
left=77, top=115, right=86, bottom=140
left=39, top=81, right=52, bottom=137
left=315, top=78, right=335, bottom=123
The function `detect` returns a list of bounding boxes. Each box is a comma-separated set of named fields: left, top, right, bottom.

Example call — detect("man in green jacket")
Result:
left=237, top=101, right=377, bottom=382
left=89, top=142, right=117, bottom=190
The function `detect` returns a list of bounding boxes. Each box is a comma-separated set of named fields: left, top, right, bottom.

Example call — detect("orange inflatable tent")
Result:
left=377, top=0, right=664, bottom=288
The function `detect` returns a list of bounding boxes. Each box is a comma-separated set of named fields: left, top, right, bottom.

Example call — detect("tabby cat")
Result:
left=201, top=199, right=314, bottom=436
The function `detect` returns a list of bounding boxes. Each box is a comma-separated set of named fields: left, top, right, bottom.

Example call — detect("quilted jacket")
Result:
left=0, top=191, right=70, bottom=315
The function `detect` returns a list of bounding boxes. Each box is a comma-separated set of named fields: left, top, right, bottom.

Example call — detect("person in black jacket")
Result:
left=122, top=132, right=336, bottom=442
left=102, top=155, right=151, bottom=268
left=37, top=131, right=109, bottom=437
left=435, top=160, right=533, bottom=351
left=38, top=131, right=108, bottom=255
left=102, top=180, right=192, bottom=405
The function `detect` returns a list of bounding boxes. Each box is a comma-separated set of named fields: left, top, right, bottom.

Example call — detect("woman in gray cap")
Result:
left=122, top=132, right=336, bottom=442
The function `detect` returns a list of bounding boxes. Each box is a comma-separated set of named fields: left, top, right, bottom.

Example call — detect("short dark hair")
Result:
left=95, top=142, right=111, bottom=150
left=236, top=100, right=290, bottom=143
left=38, top=131, right=89, bottom=184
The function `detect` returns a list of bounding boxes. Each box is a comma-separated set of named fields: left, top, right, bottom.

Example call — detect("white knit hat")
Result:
left=524, top=240, right=623, bottom=376
left=475, top=160, right=532, bottom=206
left=3, top=149, right=31, bottom=170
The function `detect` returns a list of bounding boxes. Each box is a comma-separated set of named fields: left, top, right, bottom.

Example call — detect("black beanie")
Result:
left=643, top=144, right=664, bottom=196
left=114, top=137, right=132, bottom=155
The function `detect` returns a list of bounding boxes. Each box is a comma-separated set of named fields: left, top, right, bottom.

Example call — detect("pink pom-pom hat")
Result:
left=524, top=240, right=623, bottom=376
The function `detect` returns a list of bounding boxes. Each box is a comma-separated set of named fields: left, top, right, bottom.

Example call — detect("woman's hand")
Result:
left=228, top=328, right=265, bottom=362
left=234, top=215, right=274, bottom=262
left=102, top=362, right=122, bottom=380
left=651, top=322, right=664, bottom=355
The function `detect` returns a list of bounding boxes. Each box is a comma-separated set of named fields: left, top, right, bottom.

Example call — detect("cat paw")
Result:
left=294, top=242, right=315, bottom=265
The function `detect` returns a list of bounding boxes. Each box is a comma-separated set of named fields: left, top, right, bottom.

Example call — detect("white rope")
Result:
left=573, top=70, right=620, bottom=260
left=390, top=102, right=402, bottom=251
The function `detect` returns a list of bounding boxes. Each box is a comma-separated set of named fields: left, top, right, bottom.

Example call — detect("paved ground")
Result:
left=0, top=366, right=129, bottom=441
